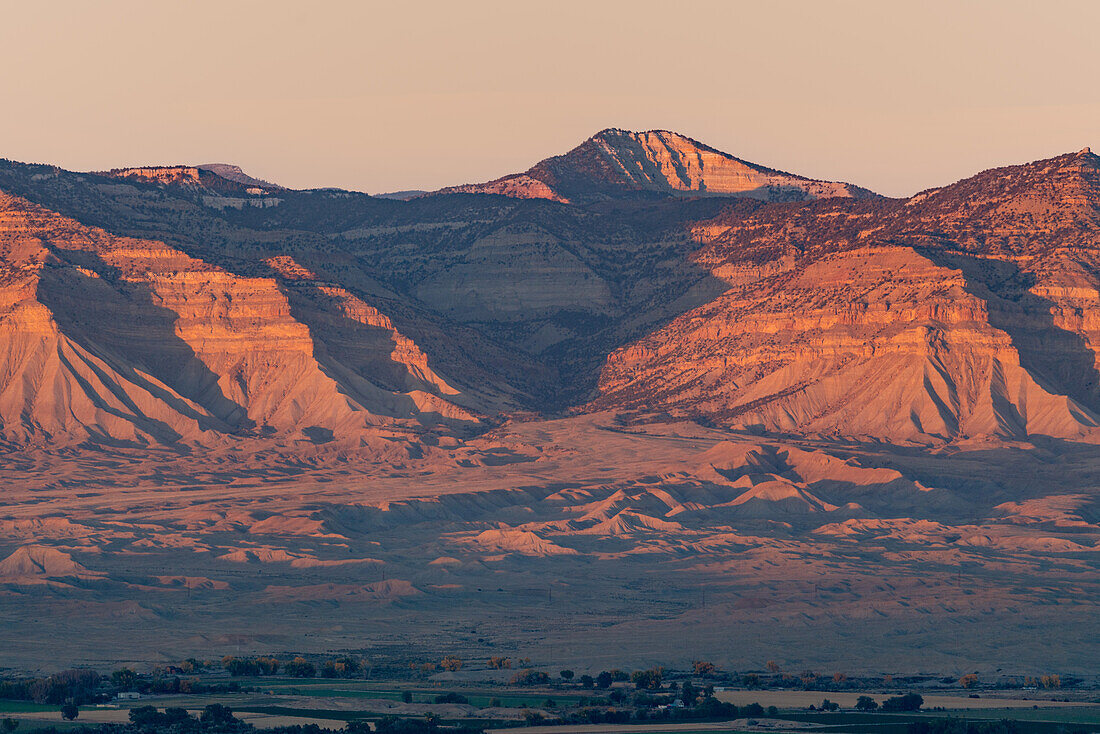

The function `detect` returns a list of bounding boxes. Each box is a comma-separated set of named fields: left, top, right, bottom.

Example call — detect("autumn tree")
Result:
left=692, top=660, right=716, bottom=677
left=334, top=656, right=361, bottom=676
left=440, top=656, right=463, bottom=672
left=284, top=657, right=316, bottom=678
left=631, top=667, right=663, bottom=690
left=766, top=661, right=781, bottom=673
left=257, top=657, right=281, bottom=675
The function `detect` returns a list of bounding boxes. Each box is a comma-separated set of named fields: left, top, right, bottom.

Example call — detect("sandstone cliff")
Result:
left=0, top=190, right=479, bottom=448
left=593, top=149, right=1100, bottom=441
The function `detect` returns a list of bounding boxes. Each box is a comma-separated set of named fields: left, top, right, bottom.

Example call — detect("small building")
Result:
left=116, top=692, right=141, bottom=700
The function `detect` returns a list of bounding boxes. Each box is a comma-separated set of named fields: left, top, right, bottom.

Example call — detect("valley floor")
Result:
left=1, top=414, right=1098, bottom=674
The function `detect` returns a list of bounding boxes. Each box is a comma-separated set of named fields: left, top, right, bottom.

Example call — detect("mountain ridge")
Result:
left=435, top=128, right=878, bottom=203
left=1, top=138, right=1097, bottom=448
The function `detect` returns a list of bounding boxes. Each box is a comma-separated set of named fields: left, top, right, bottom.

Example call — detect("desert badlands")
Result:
left=0, top=131, right=1098, bottom=675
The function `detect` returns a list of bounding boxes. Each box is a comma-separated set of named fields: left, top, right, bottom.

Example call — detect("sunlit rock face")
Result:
left=0, top=191, right=479, bottom=449
left=437, top=128, right=876, bottom=203
left=593, top=149, right=1100, bottom=442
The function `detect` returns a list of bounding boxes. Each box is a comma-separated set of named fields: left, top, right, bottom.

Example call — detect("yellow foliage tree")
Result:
left=693, top=660, right=716, bottom=676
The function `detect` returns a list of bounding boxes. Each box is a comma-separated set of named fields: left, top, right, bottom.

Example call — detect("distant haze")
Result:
left=2, top=0, right=1098, bottom=198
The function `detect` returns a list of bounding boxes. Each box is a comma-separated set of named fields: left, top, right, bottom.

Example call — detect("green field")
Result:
left=0, top=701, right=57, bottom=713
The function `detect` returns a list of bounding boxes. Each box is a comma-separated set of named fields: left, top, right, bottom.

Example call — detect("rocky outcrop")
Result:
left=437, top=129, right=876, bottom=203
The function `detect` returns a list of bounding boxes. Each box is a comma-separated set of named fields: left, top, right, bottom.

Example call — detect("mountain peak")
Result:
left=436, top=129, right=876, bottom=204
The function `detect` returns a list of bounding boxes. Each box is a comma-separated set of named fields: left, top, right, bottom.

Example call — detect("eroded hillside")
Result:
left=594, top=149, right=1100, bottom=442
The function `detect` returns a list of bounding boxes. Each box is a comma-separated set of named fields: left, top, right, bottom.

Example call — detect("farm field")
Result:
left=5, top=676, right=1097, bottom=734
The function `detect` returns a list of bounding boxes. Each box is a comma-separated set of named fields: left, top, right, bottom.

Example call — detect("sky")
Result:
left=2, top=1, right=1098, bottom=198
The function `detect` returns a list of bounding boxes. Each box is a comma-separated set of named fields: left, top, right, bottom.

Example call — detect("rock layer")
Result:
left=593, top=150, right=1100, bottom=441
left=0, top=190, right=478, bottom=448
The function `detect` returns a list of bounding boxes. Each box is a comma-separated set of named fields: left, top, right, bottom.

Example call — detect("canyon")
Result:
left=0, top=132, right=1097, bottom=675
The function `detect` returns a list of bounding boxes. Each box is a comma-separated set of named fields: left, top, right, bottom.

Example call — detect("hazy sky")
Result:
left=3, top=1, right=1098, bottom=197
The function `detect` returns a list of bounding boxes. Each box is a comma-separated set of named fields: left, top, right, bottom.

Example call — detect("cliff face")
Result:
left=593, top=150, right=1100, bottom=441
left=0, top=191, right=479, bottom=448
left=2, top=143, right=1099, bottom=448
left=438, top=129, right=875, bottom=203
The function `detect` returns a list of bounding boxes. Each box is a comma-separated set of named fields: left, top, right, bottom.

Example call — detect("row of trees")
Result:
left=220, top=656, right=362, bottom=679
left=0, top=670, right=102, bottom=705
left=852, top=693, right=925, bottom=712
